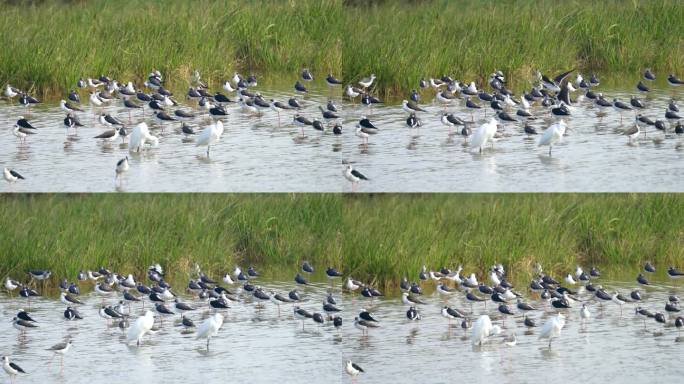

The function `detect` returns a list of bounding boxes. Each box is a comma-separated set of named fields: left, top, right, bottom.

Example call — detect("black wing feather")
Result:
left=9, top=362, right=26, bottom=373
left=350, top=169, right=368, bottom=180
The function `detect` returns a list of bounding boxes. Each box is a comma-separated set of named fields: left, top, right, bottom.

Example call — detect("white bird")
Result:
left=12, top=123, right=36, bottom=143
left=358, top=74, right=376, bottom=89
left=521, top=96, right=531, bottom=110
left=429, top=270, right=442, bottom=281
left=470, top=118, right=498, bottom=153
left=467, top=81, right=478, bottom=94
left=4, top=84, right=19, bottom=99
left=611, top=291, right=626, bottom=315
left=436, top=283, right=455, bottom=297
left=116, top=157, right=129, bottom=180
left=232, top=72, right=241, bottom=85
left=60, top=99, right=83, bottom=113
left=355, top=127, right=370, bottom=144
left=4, top=168, right=25, bottom=183
left=4, top=277, right=19, bottom=291
left=123, top=274, right=136, bottom=287
left=503, top=333, right=517, bottom=347
left=344, top=164, right=368, bottom=192
left=538, top=120, right=568, bottom=155
left=624, top=124, right=640, bottom=144
left=196, top=313, right=224, bottom=349
left=534, top=263, right=543, bottom=275
left=222, top=273, right=234, bottom=285
left=196, top=120, right=224, bottom=156
left=128, top=122, right=158, bottom=153
left=222, top=81, right=235, bottom=93
left=124, top=81, right=136, bottom=94
left=489, top=270, right=501, bottom=286
left=471, top=315, right=502, bottom=346
left=162, top=95, right=175, bottom=107
left=126, top=310, right=155, bottom=346
left=466, top=273, right=478, bottom=286
left=445, top=266, right=463, bottom=283
left=503, top=94, right=516, bottom=107
left=159, top=287, right=175, bottom=301
left=2, top=356, right=26, bottom=381
left=345, top=277, right=360, bottom=291
left=345, top=360, right=364, bottom=379
left=87, top=78, right=103, bottom=88
left=89, top=92, right=103, bottom=107
left=46, top=340, right=72, bottom=368
left=538, top=313, right=565, bottom=348
left=565, top=274, right=576, bottom=285
left=580, top=303, right=590, bottom=321
left=501, top=289, right=517, bottom=301
left=345, top=84, right=360, bottom=99
left=561, top=291, right=576, bottom=305
left=575, top=265, right=583, bottom=279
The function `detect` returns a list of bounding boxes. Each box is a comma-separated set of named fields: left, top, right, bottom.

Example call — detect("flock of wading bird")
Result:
left=2, top=68, right=684, bottom=189
left=2, top=259, right=684, bottom=382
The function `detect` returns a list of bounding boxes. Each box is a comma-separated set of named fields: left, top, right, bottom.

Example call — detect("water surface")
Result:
left=1, top=80, right=682, bottom=192
left=1, top=276, right=682, bottom=383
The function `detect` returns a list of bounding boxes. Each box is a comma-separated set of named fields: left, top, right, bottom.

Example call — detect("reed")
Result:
left=0, top=0, right=681, bottom=99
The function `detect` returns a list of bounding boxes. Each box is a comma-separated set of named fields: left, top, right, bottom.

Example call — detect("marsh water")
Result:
left=1, top=78, right=683, bottom=192
left=0, top=275, right=683, bottom=384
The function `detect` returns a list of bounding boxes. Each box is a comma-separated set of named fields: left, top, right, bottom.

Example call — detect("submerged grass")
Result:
left=1, top=194, right=683, bottom=288
left=0, top=0, right=682, bottom=98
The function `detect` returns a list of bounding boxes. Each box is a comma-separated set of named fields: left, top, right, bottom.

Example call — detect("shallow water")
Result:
left=1, top=275, right=683, bottom=384
left=0, top=80, right=683, bottom=192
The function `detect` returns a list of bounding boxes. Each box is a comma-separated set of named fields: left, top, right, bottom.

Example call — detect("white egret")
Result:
left=470, top=118, right=498, bottom=153
left=129, top=122, right=158, bottom=153
left=471, top=315, right=502, bottom=346
left=196, top=313, right=224, bottom=349
left=538, top=313, right=565, bottom=348
left=196, top=120, right=224, bottom=156
left=126, top=310, right=155, bottom=346
left=538, top=120, right=567, bottom=155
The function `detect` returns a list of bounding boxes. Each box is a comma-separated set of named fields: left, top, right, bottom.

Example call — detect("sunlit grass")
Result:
left=0, top=0, right=681, bottom=99
left=1, top=194, right=682, bottom=288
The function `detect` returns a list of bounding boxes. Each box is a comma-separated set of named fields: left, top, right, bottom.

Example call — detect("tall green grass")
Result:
left=1, top=194, right=682, bottom=288
left=342, top=194, right=684, bottom=286
left=0, top=0, right=682, bottom=98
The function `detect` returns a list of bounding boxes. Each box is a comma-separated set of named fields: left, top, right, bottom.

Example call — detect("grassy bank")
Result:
left=343, top=194, right=684, bottom=285
left=1, top=194, right=683, bottom=288
left=0, top=0, right=682, bottom=98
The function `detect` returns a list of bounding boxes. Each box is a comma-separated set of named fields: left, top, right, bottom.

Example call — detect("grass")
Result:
left=1, top=193, right=683, bottom=288
left=0, top=0, right=682, bottom=99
